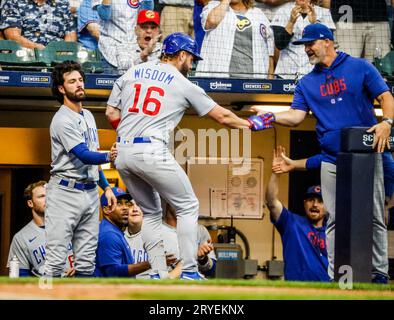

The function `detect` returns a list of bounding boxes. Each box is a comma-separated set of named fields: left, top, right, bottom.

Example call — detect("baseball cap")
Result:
left=137, top=10, right=160, bottom=26
left=303, top=185, right=322, bottom=200
left=100, top=187, right=132, bottom=208
left=293, top=23, right=334, bottom=45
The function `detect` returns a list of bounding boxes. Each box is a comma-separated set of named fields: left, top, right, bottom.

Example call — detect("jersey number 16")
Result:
left=128, top=83, right=164, bottom=116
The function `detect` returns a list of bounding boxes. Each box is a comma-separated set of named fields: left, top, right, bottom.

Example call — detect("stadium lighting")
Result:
left=247, top=105, right=291, bottom=113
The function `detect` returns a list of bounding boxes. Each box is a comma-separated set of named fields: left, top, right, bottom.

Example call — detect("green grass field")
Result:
left=0, top=277, right=393, bottom=300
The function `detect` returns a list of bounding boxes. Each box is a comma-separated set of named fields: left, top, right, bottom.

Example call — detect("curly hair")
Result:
left=51, top=60, right=85, bottom=103
left=23, top=181, right=47, bottom=201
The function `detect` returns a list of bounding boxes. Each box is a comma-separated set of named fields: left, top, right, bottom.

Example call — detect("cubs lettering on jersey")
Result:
left=7, top=220, right=73, bottom=276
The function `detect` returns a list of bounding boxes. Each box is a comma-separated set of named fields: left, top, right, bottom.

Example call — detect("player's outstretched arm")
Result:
left=206, top=105, right=251, bottom=129
left=266, top=148, right=284, bottom=222
left=255, top=108, right=307, bottom=127
left=106, top=105, right=122, bottom=129
left=272, top=146, right=308, bottom=174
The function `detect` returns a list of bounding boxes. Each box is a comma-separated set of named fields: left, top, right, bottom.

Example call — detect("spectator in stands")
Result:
left=78, top=0, right=100, bottom=50
left=193, top=0, right=209, bottom=53
left=196, top=0, right=274, bottom=78
left=255, top=0, right=293, bottom=21
left=271, top=0, right=335, bottom=79
left=321, top=0, right=392, bottom=62
left=116, top=9, right=162, bottom=74
left=92, top=0, right=153, bottom=74
left=95, top=187, right=177, bottom=277
left=0, top=0, right=4, bottom=39
left=0, top=0, right=77, bottom=49
left=159, top=0, right=194, bottom=39
left=266, top=147, right=329, bottom=282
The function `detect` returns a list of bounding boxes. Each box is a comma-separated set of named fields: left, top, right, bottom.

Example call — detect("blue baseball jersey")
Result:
left=272, top=207, right=329, bottom=282
left=95, top=219, right=134, bottom=277
left=291, top=52, right=389, bottom=163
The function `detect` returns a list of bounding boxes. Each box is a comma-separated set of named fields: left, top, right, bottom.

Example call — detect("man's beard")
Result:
left=179, top=61, right=191, bottom=77
left=65, top=89, right=86, bottom=102
left=308, top=55, right=320, bottom=65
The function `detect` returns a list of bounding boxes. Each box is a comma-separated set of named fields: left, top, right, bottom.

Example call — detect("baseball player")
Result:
left=162, top=205, right=217, bottom=278
left=124, top=200, right=180, bottom=279
left=44, top=61, right=117, bottom=277
left=96, top=187, right=177, bottom=277
left=7, top=181, right=74, bottom=277
left=251, top=23, right=394, bottom=283
left=106, top=33, right=265, bottom=279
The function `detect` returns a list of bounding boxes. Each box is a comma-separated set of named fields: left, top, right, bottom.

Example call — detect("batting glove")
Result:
left=247, top=112, right=276, bottom=131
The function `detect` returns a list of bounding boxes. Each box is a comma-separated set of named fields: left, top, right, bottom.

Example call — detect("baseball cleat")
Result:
left=180, top=271, right=206, bottom=280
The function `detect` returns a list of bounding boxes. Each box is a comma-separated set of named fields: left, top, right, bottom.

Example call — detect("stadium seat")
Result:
left=35, top=41, right=103, bottom=73
left=35, top=41, right=79, bottom=66
left=80, top=49, right=104, bottom=74
left=374, top=51, right=394, bottom=80
left=0, top=40, right=37, bottom=65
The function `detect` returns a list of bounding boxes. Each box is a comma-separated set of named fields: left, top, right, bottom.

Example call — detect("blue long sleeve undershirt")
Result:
left=70, top=143, right=109, bottom=165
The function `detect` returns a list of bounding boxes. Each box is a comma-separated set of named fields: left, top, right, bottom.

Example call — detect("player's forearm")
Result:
left=70, top=143, right=110, bottom=165
left=98, top=169, right=111, bottom=191
left=106, top=105, right=121, bottom=129
left=205, top=0, right=231, bottom=30
left=216, top=109, right=250, bottom=129
left=266, top=173, right=283, bottom=221
left=378, top=91, right=394, bottom=120
left=127, top=261, right=150, bottom=276
left=272, top=109, right=306, bottom=127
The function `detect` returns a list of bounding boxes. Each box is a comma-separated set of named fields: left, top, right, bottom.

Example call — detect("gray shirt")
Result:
left=7, top=220, right=73, bottom=276
left=108, top=60, right=217, bottom=144
left=229, top=13, right=253, bottom=78
left=50, top=106, right=100, bottom=181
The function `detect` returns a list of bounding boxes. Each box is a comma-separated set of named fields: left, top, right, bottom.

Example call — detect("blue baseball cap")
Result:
left=293, top=23, right=334, bottom=45
left=304, top=185, right=322, bottom=200
left=100, top=187, right=132, bottom=208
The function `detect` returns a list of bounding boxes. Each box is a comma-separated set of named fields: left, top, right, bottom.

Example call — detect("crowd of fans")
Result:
left=0, top=0, right=393, bottom=78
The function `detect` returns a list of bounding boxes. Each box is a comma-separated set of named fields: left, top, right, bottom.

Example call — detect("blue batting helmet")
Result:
left=161, top=32, right=203, bottom=61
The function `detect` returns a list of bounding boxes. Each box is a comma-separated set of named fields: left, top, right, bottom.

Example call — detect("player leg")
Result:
left=44, top=178, right=82, bottom=277
left=118, top=142, right=199, bottom=275
left=118, top=168, right=169, bottom=278
left=321, top=161, right=337, bottom=280
left=131, top=144, right=199, bottom=274
left=72, top=188, right=100, bottom=276
left=371, top=153, right=389, bottom=280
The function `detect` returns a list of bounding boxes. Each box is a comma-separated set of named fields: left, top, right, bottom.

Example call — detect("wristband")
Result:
left=382, top=117, right=393, bottom=126
left=109, top=118, right=121, bottom=129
